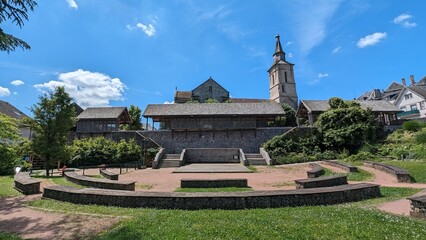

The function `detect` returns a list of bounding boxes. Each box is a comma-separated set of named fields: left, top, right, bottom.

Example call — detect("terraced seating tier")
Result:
left=42, top=183, right=381, bottom=210
left=14, top=172, right=41, bottom=195
left=99, top=169, right=119, bottom=180
left=322, top=160, right=358, bottom=172
left=295, top=175, right=347, bottom=189
left=407, top=194, right=426, bottom=218
left=307, top=163, right=325, bottom=178
left=181, top=179, right=248, bottom=188
left=64, top=172, right=135, bottom=191
left=363, top=161, right=411, bottom=183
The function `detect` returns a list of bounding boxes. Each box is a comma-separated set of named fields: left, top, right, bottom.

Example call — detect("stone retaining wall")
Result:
left=323, top=160, right=358, bottom=172
left=364, top=161, right=411, bottom=183
left=42, top=183, right=381, bottom=210
left=99, top=169, right=119, bottom=180
left=307, top=163, right=325, bottom=178
left=295, top=175, right=348, bottom=189
left=181, top=179, right=248, bottom=188
left=14, top=172, right=41, bottom=195
left=184, top=148, right=241, bottom=163
left=64, top=172, right=135, bottom=191
left=408, top=195, right=426, bottom=218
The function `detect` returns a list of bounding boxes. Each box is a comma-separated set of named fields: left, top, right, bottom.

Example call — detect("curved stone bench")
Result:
left=322, top=160, right=358, bottom=172
left=64, top=172, right=135, bottom=191
left=407, top=194, right=426, bottom=218
left=295, top=175, right=347, bottom=189
left=364, top=161, right=411, bottom=183
left=307, top=163, right=325, bottom=178
left=14, top=172, right=41, bottom=195
left=181, top=179, right=248, bottom=188
left=99, top=169, right=119, bottom=180
left=42, top=183, right=381, bottom=210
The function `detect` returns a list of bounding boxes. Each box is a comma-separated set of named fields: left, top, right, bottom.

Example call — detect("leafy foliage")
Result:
left=402, top=120, right=425, bottom=132
left=0, top=0, right=37, bottom=53
left=316, top=98, right=377, bottom=153
left=30, top=87, right=76, bottom=176
left=69, top=137, right=143, bottom=166
left=205, top=98, right=218, bottom=103
left=268, top=103, right=297, bottom=127
left=122, top=105, right=143, bottom=130
left=0, top=113, right=23, bottom=175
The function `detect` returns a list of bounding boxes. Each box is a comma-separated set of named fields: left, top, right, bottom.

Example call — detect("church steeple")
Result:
left=273, top=34, right=286, bottom=63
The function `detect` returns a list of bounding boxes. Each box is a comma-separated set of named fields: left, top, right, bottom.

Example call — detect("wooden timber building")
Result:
left=76, top=107, right=131, bottom=133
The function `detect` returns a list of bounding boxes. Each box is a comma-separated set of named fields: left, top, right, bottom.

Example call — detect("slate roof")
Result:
left=228, top=98, right=271, bottom=103
left=143, top=102, right=285, bottom=117
left=300, top=100, right=402, bottom=113
left=408, top=85, right=426, bottom=98
left=385, top=82, right=404, bottom=92
left=415, top=76, right=426, bottom=86
left=0, top=100, right=28, bottom=119
left=174, top=91, right=192, bottom=99
left=77, top=107, right=129, bottom=120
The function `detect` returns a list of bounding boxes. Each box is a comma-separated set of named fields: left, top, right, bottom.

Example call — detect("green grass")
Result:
left=383, top=160, right=426, bottom=183
left=346, top=169, right=374, bottom=182
left=135, top=183, right=154, bottom=190
left=33, top=176, right=85, bottom=189
left=247, top=165, right=258, bottom=172
left=0, top=176, right=21, bottom=197
left=85, top=174, right=104, bottom=179
left=0, top=231, right=22, bottom=240
left=175, top=187, right=252, bottom=192
left=27, top=187, right=424, bottom=239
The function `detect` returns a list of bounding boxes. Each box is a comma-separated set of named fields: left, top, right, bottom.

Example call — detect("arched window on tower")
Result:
left=281, top=84, right=285, bottom=92
left=272, top=74, right=275, bottom=85
left=285, top=72, right=288, bottom=83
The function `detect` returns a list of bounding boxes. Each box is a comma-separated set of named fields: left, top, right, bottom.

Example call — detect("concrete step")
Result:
left=160, top=159, right=181, bottom=168
left=164, top=154, right=181, bottom=159
left=247, top=158, right=267, bottom=165
left=245, top=154, right=263, bottom=158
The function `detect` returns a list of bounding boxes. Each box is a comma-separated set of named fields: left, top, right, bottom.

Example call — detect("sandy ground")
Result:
left=2, top=162, right=425, bottom=239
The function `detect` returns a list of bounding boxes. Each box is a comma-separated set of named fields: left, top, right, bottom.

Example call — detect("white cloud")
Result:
left=10, top=80, right=24, bottom=86
left=126, top=24, right=134, bottom=31
left=136, top=23, right=156, bottom=37
left=332, top=46, right=341, bottom=54
left=164, top=101, right=174, bottom=104
left=318, top=73, right=329, bottom=78
left=0, top=86, right=10, bottom=97
left=393, top=14, right=416, bottom=28
left=66, top=0, right=78, bottom=9
left=286, top=41, right=294, bottom=46
left=34, top=69, right=126, bottom=108
left=357, top=32, right=387, bottom=48
left=288, top=53, right=294, bottom=58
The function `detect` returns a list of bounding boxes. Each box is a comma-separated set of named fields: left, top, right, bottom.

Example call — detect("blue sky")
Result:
left=1, top=0, right=426, bottom=116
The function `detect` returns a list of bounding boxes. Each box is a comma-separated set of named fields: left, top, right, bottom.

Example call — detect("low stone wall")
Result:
left=64, top=172, right=135, bottom=191
left=408, top=194, right=426, bottom=218
left=185, top=148, right=241, bottom=163
left=42, top=183, right=381, bottom=210
left=295, top=175, right=347, bottom=189
left=14, top=172, right=41, bottom=195
left=139, top=128, right=291, bottom=153
left=181, top=179, right=248, bottom=188
left=307, top=163, right=325, bottom=178
left=99, top=169, right=119, bottom=180
left=364, top=161, right=411, bottom=183
left=323, top=160, right=358, bottom=172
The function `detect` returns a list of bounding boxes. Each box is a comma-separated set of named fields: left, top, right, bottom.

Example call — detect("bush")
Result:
left=0, top=146, right=19, bottom=175
left=143, top=148, right=159, bottom=167
left=275, top=153, right=316, bottom=164
left=415, top=131, right=426, bottom=144
left=402, top=120, right=424, bottom=132
left=116, top=139, right=142, bottom=164
left=321, top=150, right=337, bottom=160
left=345, top=151, right=377, bottom=162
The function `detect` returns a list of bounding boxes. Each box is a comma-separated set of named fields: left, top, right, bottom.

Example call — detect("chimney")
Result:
left=402, top=78, right=406, bottom=86
left=410, top=75, right=415, bottom=85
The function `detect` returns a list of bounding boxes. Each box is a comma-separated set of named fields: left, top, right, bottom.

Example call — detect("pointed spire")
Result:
left=273, top=34, right=286, bottom=63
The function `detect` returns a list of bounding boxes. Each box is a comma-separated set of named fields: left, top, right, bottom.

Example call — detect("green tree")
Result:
left=123, top=105, right=142, bottom=130
left=316, top=98, right=377, bottom=153
left=0, top=0, right=37, bottom=53
left=0, top=113, right=22, bottom=175
left=31, top=87, right=75, bottom=176
left=70, top=137, right=117, bottom=166
left=268, top=103, right=297, bottom=127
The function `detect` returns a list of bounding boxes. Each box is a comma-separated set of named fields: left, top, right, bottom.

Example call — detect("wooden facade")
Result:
left=76, top=107, right=131, bottom=133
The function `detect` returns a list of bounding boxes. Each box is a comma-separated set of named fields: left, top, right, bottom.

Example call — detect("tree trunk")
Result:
left=45, top=157, right=50, bottom=177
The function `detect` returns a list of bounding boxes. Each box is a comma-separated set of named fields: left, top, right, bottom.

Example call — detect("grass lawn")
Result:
left=0, top=231, right=22, bottom=240
left=383, top=160, right=426, bottom=183
left=27, top=187, right=425, bottom=240
left=175, top=187, right=252, bottom=192
left=33, top=176, right=85, bottom=189
left=322, top=164, right=374, bottom=182
left=0, top=176, right=21, bottom=197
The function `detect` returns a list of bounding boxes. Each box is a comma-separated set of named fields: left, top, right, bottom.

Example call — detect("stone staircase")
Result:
left=159, top=154, right=181, bottom=168
left=245, top=153, right=267, bottom=165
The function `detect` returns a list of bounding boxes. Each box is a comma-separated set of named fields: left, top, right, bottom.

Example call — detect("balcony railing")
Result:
left=397, top=109, right=420, bottom=118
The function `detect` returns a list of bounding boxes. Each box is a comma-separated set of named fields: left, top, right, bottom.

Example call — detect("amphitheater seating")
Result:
left=180, top=178, right=248, bottom=188
left=407, top=194, right=426, bottom=218
left=363, top=161, right=411, bottom=183
left=322, top=160, right=358, bottom=172
left=99, top=169, right=119, bottom=180
left=14, top=172, right=41, bottom=195
left=307, top=163, right=325, bottom=178
left=295, top=175, right=347, bottom=189
left=64, top=172, right=135, bottom=191
left=42, top=183, right=381, bottom=210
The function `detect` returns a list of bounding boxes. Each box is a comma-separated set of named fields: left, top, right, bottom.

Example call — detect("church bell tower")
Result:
left=268, top=34, right=298, bottom=109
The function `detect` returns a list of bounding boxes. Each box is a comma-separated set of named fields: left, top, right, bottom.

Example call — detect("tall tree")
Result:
left=31, top=87, right=75, bottom=176
left=0, top=0, right=37, bottom=53
left=0, top=113, right=22, bottom=175
left=126, top=105, right=143, bottom=130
